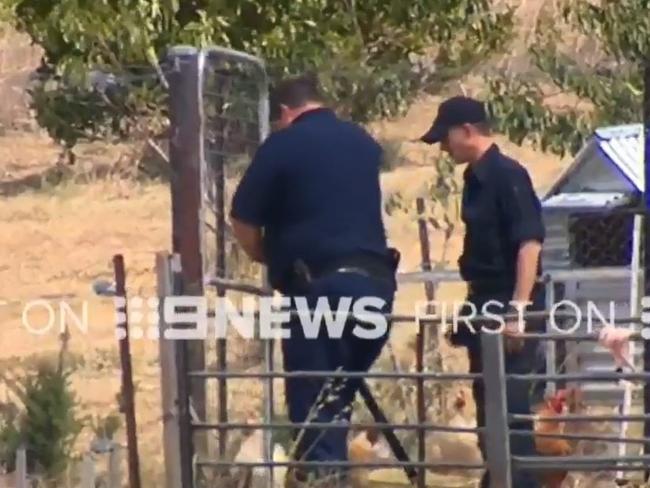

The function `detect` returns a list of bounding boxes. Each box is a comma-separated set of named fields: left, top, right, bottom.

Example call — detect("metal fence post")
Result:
left=415, top=197, right=432, bottom=488
left=169, top=253, right=195, bottom=488
left=544, top=277, right=556, bottom=397
left=113, top=254, right=142, bottom=488
left=256, top=60, right=275, bottom=488
left=480, top=331, right=512, bottom=488
left=157, top=251, right=183, bottom=488
left=15, top=445, right=27, bottom=488
left=263, top=337, right=275, bottom=488
left=642, top=59, right=650, bottom=483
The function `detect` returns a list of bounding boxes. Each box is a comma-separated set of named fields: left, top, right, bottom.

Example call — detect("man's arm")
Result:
left=498, top=165, right=545, bottom=306
left=229, top=137, right=282, bottom=263
left=513, top=240, right=542, bottom=303
left=231, top=218, right=265, bottom=263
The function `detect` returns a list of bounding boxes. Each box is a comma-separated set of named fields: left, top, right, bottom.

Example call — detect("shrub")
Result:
left=0, top=360, right=82, bottom=481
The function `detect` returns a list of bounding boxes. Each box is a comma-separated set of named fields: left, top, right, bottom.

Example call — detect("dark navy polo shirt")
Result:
left=230, top=107, right=388, bottom=291
left=458, top=144, right=545, bottom=288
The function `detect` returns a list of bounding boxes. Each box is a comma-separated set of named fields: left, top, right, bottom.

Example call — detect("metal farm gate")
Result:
left=156, top=45, right=650, bottom=488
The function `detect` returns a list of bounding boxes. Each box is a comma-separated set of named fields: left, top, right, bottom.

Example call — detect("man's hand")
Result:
left=508, top=239, right=540, bottom=355
left=503, top=320, right=525, bottom=354
left=504, top=300, right=529, bottom=354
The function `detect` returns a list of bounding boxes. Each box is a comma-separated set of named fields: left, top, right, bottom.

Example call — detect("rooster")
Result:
left=533, top=389, right=573, bottom=488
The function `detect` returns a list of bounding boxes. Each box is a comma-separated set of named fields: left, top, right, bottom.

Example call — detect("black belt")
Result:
left=311, top=252, right=397, bottom=282
left=284, top=250, right=399, bottom=292
left=467, top=279, right=514, bottom=295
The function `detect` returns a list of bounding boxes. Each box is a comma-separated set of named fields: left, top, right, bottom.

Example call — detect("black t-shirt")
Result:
left=230, top=107, right=389, bottom=291
left=459, top=144, right=545, bottom=286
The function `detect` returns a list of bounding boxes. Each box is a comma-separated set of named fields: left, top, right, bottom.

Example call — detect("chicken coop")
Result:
left=540, top=123, right=645, bottom=408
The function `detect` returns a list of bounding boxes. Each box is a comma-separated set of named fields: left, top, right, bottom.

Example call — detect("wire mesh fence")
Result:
left=199, top=46, right=270, bottom=381
left=567, top=211, right=636, bottom=268
left=199, top=49, right=271, bottom=471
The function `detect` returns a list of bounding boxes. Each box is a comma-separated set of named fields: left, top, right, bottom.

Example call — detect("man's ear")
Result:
left=462, top=123, right=475, bottom=137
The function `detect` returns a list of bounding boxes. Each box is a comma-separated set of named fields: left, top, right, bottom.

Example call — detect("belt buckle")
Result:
left=335, top=266, right=369, bottom=277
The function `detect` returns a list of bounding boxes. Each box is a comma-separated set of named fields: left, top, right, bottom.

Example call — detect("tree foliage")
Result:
left=0, top=361, right=82, bottom=481
left=7, top=0, right=515, bottom=155
left=484, top=0, right=647, bottom=158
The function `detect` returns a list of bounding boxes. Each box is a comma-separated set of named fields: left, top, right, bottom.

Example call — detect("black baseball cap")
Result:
left=419, top=96, right=488, bottom=144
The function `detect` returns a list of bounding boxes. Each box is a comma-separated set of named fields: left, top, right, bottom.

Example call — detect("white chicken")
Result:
left=426, top=389, right=482, bottom=473
left=233, top=417, right=288, bottom=488
left=271, top=443, right=288, bottom=488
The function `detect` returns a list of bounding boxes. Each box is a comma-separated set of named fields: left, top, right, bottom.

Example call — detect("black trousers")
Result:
left=281, top=271, right=396, bottom=479
left=452, top=286, right=546, bottom=488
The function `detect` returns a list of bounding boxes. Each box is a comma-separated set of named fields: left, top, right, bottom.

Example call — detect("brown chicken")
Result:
left=533, top=389, right=573, bottom=488
left=347, top=427, right=392, bottom=488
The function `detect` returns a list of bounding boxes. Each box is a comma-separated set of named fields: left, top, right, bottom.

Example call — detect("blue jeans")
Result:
left=452, top=288, right=546, bottom=488
left=281, top=271, right=395, bottom=477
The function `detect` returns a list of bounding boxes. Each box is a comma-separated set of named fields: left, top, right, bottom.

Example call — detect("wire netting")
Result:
left=567, top=211, right=637, bottom=268
left=195, top=49, right=274, bottom=484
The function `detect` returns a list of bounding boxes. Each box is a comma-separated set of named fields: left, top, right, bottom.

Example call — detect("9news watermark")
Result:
left=13, top=295, right=650, bottom=340
left=17, top=295, right=391, bottom=341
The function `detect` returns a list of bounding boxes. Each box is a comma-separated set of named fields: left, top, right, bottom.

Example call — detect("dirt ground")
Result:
left=0, top=92, right=569, bottom=484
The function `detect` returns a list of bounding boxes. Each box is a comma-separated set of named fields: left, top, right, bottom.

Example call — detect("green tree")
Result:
left=0, top=361, right=82, bottom=482
left=484, top=0, right=647, bottom=158
left=7, top=0, right=516, bottom=159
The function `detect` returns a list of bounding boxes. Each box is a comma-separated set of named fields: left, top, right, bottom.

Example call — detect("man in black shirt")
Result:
left=419, top=96, right=546, bottom=488
left=231, top=74, right=398, bottom=487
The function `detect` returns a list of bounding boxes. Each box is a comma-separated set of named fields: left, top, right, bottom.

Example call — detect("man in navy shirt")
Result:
left=230, top=74, right=398, bottom=487
left=419, top=96, right=546, bottom=488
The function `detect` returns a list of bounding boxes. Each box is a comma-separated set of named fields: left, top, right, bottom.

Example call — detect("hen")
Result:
left=232, top=415, right=289, bottom=488
left=561, top=387, right=619, bottom=487
left=533, top=389, right=573, bottom=488
left=347, top=427, right=392, bottom=488
left=425, top=388, right=482, bottom=478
